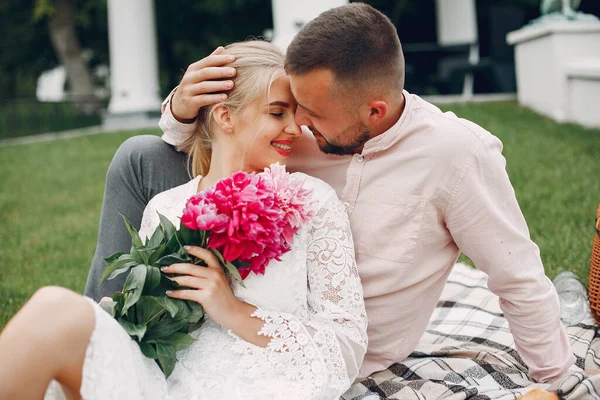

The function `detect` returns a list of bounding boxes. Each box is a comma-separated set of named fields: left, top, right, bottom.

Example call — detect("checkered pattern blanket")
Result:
left=342, top=263, right=600, bottom=400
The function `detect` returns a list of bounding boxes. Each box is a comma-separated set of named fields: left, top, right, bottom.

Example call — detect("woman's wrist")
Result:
left=224, top=300, right=270, bottom=347
left=226, top=300, right=257, bottom=331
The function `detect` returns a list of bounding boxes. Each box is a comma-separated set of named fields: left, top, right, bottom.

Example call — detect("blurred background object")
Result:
left=1, top=0, right=599, bottom=138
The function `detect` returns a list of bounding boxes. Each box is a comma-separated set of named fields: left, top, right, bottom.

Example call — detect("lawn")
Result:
left=0, top=99, right=103, bottom=139
left=1, top=101, right=599, bottom=329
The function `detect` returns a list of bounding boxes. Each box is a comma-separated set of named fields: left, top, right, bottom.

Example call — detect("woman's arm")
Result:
left=240, top=188, right=368, bottom=396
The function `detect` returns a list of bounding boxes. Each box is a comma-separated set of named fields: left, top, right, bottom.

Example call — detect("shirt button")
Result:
left=343, top=201, right=350, bottom=208
left=356, top=155, right=364, bottom=162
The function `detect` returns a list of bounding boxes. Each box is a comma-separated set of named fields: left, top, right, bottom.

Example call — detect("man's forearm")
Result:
left=159, top=88, right=199, bottom=149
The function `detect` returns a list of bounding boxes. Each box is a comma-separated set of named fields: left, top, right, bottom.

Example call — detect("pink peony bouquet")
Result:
left=100, top=163, right=313, bottom=376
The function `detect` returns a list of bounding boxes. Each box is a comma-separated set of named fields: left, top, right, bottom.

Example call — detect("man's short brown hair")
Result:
left=285, top=3, right=405, bottom=98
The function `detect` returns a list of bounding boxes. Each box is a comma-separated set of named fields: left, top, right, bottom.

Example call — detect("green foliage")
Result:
left=33, top=0, right=55, bottom=22
left=100, top=212, right=242, bottom=376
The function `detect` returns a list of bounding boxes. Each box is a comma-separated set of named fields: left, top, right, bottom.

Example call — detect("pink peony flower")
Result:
left=180, top=164, right=313, bottom=279
left=181, top=190, right=228, bottom=231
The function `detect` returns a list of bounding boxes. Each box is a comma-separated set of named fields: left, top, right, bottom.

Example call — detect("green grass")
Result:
left=1, top=101, right=599, bottom=330
left=0, top=100, right=102, bottom=139
left=0, top=129, right=153, bottom=328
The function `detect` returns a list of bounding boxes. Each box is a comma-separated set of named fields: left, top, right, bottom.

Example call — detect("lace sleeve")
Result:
left=251, top=190, right=368, bottom=398
left=139, top=198, right=160, bottom=242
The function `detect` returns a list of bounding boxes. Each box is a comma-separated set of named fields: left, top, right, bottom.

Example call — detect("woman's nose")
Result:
left=284, top=120, right=302, bottom=137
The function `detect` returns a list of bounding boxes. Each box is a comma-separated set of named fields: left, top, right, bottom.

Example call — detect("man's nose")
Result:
left=294, top=108, right=311, bottom=127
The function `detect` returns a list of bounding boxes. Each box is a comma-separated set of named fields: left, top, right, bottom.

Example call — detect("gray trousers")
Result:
left=84, top=135, right=190, bottom=301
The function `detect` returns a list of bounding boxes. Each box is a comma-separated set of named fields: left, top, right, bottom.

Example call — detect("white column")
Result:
left=271, top=0, right=348, bottom=51
left=106, top=0, right=161, bottom=115
left=435, top=0, right=479, bottom=99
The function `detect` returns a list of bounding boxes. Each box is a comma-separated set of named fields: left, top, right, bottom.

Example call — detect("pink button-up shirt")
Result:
left=159, top=90, right=575, bottom=382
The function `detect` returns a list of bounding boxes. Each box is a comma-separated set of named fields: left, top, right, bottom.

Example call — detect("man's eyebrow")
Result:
left=298, top=103, right=321, bottom=117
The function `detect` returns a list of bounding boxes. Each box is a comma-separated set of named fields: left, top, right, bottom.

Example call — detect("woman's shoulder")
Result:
left=147, top=176, right=200, bottom=210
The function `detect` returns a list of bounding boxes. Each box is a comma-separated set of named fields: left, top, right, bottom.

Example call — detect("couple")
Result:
left=0, top=3, right=575, bottom=399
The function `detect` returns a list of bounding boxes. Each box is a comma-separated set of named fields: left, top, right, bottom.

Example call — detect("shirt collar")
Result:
left=362, top=90, right=413, bottom=155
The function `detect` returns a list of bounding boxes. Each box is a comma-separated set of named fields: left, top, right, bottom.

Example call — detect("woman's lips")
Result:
left=271, top=140, right=292, bottom=157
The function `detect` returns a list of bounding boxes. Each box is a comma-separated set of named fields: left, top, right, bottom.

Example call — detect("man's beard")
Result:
left=310, top=122, right=371, bottom=156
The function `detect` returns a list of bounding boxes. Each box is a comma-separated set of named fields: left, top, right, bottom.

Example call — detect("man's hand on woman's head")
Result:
left=171, top=46, right=237, bottom=123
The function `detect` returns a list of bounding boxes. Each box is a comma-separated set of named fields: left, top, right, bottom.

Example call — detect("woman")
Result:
left=0, top=41, right=367, bottom=400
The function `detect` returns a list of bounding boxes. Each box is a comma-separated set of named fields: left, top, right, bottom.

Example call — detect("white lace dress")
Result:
left=45, top=173, right=368, bottom=400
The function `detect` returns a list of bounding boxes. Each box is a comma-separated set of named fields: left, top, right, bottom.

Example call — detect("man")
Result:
left=85, top=3, right=575, bottom=382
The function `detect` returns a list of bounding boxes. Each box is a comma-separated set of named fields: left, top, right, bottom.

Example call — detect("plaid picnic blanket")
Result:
left=342, top=263, right=600, bottom=400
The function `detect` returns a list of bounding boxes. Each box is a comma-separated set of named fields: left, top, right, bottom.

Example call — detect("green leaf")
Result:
left=111, top=292, right=125, bottom=316
left=121, top=265, right=147, bottom=314
left=147, top=225, right=165, bottom=248
left=147, top=274, right=179, bottom=297
left=156, top=253, right=191, bottom=266
left=135, top=296, right=164, bottom=325
left=101, top=254, right=137, bottom=282
left=145, top=317, right=188, bottom=340
left=131, top=247, right=148, bottom=266
left=161, top=332, right=196, bottom=351
left=139, top=342, right=157, bottom=359
left=148, top=244, right=167, bottom=265
left=156, top=341, right=177, bottom=377
left=121, top=214, right=143, bottom=248
left=107, top=262, right=138, bottom=281
left=143, top=265, right=162, bottom=293
left=164, top=233, right=181, bottom=255
left=158, top=213, right=176, bottom=240
left=186, top=320, right=205, bottom=334
left=118, top=319, right=147, bottom=341
left=187, top=301, right=205, bottom=324
left=104, top=252, right=125, bottom=264
left=154, top=294, right=181, bottom=318
left=210, top=248, right=245, bottom=287
left=177, top=223, right=194, bottom=245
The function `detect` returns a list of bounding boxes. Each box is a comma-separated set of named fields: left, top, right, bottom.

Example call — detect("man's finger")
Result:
left=210, top=46, right=225, bottom=56
left=187, top=80, right=234, bottom=96
left=190, top=93, right=228, bottom=109
left=183, top=67, right=236, bottom=85
left=187, top=54, right=236, bottom=73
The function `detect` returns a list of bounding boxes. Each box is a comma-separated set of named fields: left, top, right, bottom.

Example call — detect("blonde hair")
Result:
left=179, top=40, right=285, bottom=177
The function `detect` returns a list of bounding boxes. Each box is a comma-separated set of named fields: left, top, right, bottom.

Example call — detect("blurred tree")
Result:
left=34, top=0, right=101, bottom=110
left=0, top=1, right=56, bottom=98
left=155, top=0, right=272, bottom=95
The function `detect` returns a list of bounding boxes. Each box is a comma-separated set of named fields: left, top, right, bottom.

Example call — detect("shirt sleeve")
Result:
left=247, top=189, right=368, bottom=398
left=159, top=87, right=198, bottom=150
left=444, top=134, right=575, bottom=383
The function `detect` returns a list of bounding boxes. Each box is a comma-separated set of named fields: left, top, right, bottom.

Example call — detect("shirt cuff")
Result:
left=159, top=87, right=198, bottom=150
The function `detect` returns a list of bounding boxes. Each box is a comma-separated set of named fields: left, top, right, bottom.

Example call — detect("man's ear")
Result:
left=361, top=100, right=388, bottom=127
left=212, top=104, right=233, bottom=133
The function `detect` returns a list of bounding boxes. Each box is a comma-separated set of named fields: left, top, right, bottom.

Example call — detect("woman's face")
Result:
left=230, top=75, right=301, bottom=172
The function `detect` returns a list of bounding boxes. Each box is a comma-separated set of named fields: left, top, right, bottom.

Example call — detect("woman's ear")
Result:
left=212, top=104, right=234, bottom=133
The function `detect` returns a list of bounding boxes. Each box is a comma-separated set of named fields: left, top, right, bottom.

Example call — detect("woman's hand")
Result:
left=162, top=245, right=245, bottom=330
left=171, top=47, right=237, bottom=122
